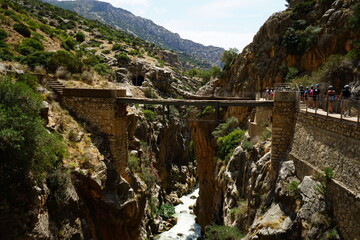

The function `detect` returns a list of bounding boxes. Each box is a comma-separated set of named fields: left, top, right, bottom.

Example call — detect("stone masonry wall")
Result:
left=290, top=112, right=360, bottom=240
left=271, top=91, right=298, bottom=173
left=291, top=155, right=360, bottom=240
left=290, top=112, right=360, bottom=192
left=61, top=90, right=128, bottom=178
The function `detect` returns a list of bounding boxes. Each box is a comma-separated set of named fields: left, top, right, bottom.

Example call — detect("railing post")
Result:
left=326, top=97, right=329, bottom=117
left=340, top=99, right=343, bottom=120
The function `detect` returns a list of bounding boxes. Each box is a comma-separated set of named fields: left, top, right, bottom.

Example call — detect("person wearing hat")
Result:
left=313, top=83, right=321, bottom=109
left=340, top=85, right=352, bottom=116
left=300, top=85, right=305, bottom=102
left=326, top=85, right=336, bottom=113
left=308, top=85, right=314, bottom=108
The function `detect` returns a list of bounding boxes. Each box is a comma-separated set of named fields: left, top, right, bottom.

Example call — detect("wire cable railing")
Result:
left=300, top=94, right=360, bottom=124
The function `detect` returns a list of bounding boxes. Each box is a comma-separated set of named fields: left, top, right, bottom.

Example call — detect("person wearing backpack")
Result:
left=326, top=85, right=336, bottom=113
left=340, top=85, right=352, bottom=117
left=308, top=85, right=314, bottom=108
left=313, top=84, right=321, bottom=109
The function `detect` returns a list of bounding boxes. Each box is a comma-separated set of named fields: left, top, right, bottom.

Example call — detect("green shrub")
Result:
left=293, top=0, right=316, bottom=15
left=261, top=129, right=272, bottom=141
left=142, top=87, right=158, bottom=99
left=201, top=106, right=217, bottom=116
left=142, top=109, right=156, bottom=122
left=140, top=166, right=157, bottom=188
left=0, top=46, right=13, bottom=61
left=349, top=3, right=360, bottom=30
left=0, top=79, right=65, bottom=194
left=18, top=38, right=44, bottom=55
left=20, top=51, right=53, bottom=69
left=241, top=139, right=253, bottom=151
left=286, top=181, right=300, bottom=194
left=112, top=43, right=124, bottom=51
left=204, top=225, right=244, bottom=240
left=217, top=129, right=245, bottom=160
left=18, top=73, right=39, bottom=90
left=285, top=67, right=299, bottom=82
left=158, top=204, right=175, bottom=220
left=13, top=23, right=31, bottom=37
left=323, top=167, right=334, bottom=180
left=39, top=24, right=53, bottom=35
left=221, top=48, right=239, bottom=71
left=93, top=63, right=111, bottom=76
left=47, top=169, right=69, bottom=206
left=115, top=53, right=131, bottom=66
left=47, top=50, right=82, bottom=73
left=128, top=153, right=140, bottom=172
left=283, top=26, right=321, bottom=55
left=61, top=37, right=77, bottom=51
left=75, top=31, right=85, bottom=42
left=83, top=55, right=100, bottom=66
left=0, top=29, right=7, bottom=40
left=101, top=49, right=111, bottom=54
left=212, top=117, right=239, bottom=139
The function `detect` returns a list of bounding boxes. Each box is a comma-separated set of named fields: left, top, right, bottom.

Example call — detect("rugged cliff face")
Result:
left=208, top=0, right=360, bottom=97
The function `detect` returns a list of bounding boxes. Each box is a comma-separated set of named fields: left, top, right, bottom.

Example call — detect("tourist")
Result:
left=308, top=85, right=314, bottom=108
left=340, top=85, right=352, bottom=117
left=304, top=86, right=309, bottom=107
left=265, top=87, right=270, bottom=100
left=313, top=84, right=320, bottom=109
left=300, top=85, right=305, bottom=102
left=326, top=85, right=336, bottom=113
left=269, top=89, right=275, bottom=100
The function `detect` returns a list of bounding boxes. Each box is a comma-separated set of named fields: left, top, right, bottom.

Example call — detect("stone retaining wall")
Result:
left=291, top=154, right=360, bottom=240
left=291, top=112, right=360, bottom=192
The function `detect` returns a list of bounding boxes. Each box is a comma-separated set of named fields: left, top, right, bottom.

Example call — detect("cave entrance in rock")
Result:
left=132, top=75, right=145, bottom=86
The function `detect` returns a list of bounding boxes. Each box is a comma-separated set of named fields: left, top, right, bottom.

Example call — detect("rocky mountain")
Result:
left=202, top=0, right=360, bottom=97
left=43, top=0, right=225, bottom=69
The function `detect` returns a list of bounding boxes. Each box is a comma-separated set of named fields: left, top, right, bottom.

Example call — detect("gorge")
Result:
left=1, top=0, right=360, bottom=239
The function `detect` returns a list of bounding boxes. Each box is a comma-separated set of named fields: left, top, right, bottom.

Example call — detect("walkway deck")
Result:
left=300, top=107, right=360, bottom=124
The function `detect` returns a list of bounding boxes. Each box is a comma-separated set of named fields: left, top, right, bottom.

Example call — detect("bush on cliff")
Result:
left=47, top=50, right=83, bottom=73
left=204, top=225, right=244, bottom=240
left=13, top=23, right=31, bottom=37
left=0, top=79, right=65, bottom=194
left=349, top=3, right=360, bottom=30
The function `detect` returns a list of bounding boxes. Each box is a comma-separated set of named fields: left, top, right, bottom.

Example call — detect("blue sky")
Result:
left=101, top=0, right=287, bottom=51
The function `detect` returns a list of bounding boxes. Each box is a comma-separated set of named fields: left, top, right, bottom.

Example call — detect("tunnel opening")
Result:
left=132, top=75, right=145, bottom=86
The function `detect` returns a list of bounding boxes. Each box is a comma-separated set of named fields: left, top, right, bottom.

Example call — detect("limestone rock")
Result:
left=246, top=204, right=293, bottom=240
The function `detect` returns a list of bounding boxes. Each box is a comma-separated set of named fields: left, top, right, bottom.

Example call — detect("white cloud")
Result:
left=194, top=0, right=268, bottom=18
left=176, top=30, right=255, bottom=51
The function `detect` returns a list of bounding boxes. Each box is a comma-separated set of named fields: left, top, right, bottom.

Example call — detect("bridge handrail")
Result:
left=300, top=95, right=360, bottom=125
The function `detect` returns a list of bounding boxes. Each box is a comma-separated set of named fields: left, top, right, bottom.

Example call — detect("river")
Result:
left=156, top=187, right=202, bottom=240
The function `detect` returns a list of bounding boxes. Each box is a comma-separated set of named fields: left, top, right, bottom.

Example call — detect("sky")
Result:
left=99, top=0, right=287, bottom=51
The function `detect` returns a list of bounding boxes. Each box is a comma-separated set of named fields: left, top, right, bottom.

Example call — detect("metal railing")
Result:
left=300, top=94, right=360, bottom=124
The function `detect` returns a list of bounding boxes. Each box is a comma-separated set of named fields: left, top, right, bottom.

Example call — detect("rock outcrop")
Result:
left=206, top=0, right=360, bottom=96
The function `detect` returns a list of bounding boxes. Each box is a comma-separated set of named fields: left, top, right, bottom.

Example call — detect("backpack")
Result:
left=309, top=89, right=314, bottom=97
left=328, top=90, right=336, bottom=102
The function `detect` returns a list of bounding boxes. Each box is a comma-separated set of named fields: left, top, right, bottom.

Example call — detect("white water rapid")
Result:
left=157, top=187, right=201, bottom=240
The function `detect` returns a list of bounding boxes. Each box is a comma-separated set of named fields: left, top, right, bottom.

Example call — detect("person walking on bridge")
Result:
left=326, top=85, right=336, bottom=113
left=340, top=85, right=352, bottom=117
left=313, top=84, right=321, bottom=109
